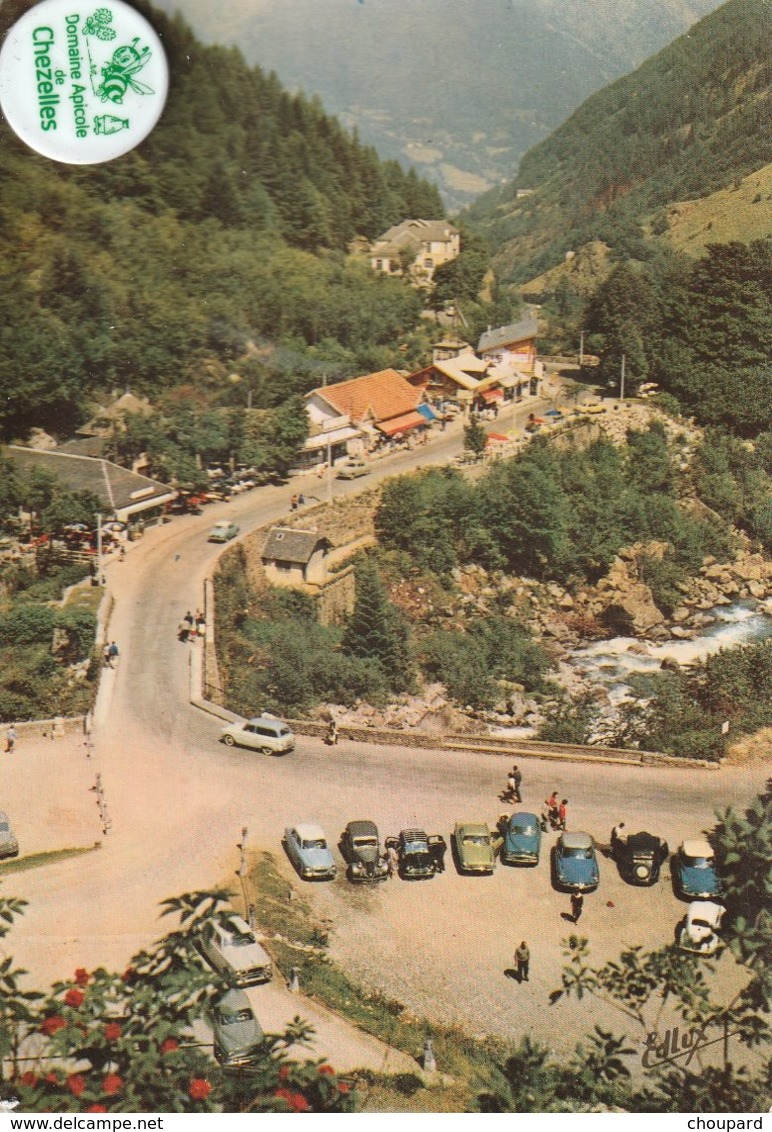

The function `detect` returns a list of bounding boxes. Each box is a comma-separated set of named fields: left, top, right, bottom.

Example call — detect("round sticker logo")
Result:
left=0, top=0, right=168, bottom=163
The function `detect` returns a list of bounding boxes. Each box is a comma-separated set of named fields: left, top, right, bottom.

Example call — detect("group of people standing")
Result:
left=178, top=610, right=206, bottom=642
left=543, top=791, right=568, bottom=831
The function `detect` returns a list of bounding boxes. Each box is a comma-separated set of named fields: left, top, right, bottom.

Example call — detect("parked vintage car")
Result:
left=454, top=822, right=496, bottom=875
left=501, top=812, right=541, bottom=866
left=221, top=716, right=295, bottom=755
left=0, top=811, right=18, bottom=859
left=284, top=823, right=337, bottom=880
left=674, top=840, right=722, bottom=900
left=208, top=520, right=240, bottom=543
left=553, top=832, right=600, bottom=892
left=341, top=820, right=388, bottom=882
left=212, top=988, right=265, bottom=1068
left=678, top=901, right=725, bottom=956
left=336, top=459, right=370, bottom=480
left=199, top=914, right=273, bottom=986
left=612, top=830, right=668, bottom=886
left=394, top=829, right=436, bottom=879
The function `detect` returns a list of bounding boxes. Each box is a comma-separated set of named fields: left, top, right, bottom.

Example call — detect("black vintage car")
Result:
left=612, top=830, right=668, bottom=886
left=341, top=820, right=388, bottom=882
left=391, top=829, right=436, bottom=879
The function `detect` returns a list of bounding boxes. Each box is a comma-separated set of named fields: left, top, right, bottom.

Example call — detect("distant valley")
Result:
left=153, top=0, right=724, bottom=209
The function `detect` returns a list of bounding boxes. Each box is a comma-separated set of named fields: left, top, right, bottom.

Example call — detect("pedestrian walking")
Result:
left=298, top=493, right=305, bottom=506
left=4, top=725, right=18, bottom=753
left=512, top=764, right=522, bottom=803
left=195, top=611, right=206, bottom=637
left=544, top=790, right=559, bottom=829
left=558, top=798, right=568, bottom=831
left=610, top=821, right=627, bottom=856
left=428, top=834, right=447, bottom=874
left=506, top=772, right=516, bottom=802
left=515, top=940, right=530, bottom=982
left=178, top=621, right=189, bottom=643
left=103, top=642, right=111, bottom=667
left=326, top=718, right=338, bottom=746
left=570, top=892, right=584, bottom=923
left=108, top=641, right=120, bottom=667
left=184, top=610, right=194, bottom=627
left=290, top=493, right=299, bottom=512
left=387, top=844, right=399, bottom=879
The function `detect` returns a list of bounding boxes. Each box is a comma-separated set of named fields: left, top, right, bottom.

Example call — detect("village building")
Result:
left=3, top=446, right=176, bottom=524
left=301, top=369, right=431, bottom=467
left=261, top=527, right=332, bottom=588
left=477, top=313, right=539, bottom=369
left=370, top=219, right=460, bottom=283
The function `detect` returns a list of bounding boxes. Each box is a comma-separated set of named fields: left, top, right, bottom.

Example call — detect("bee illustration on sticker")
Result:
left=83, top=8, right=117, bottom=40
left=96, top=38, right=154, bottom=104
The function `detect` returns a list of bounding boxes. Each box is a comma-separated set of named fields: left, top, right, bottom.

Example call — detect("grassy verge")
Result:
left=250, top=850, right=509, bottom=1112
left=0, top=844, right=100, bottom=876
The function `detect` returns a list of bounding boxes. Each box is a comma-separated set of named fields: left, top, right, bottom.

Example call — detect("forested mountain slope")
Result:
left=464, top=0, right=771, bottom=283
left=0, top=1, right=442, bottom=439
left=152, top=0, right=723, bottom=210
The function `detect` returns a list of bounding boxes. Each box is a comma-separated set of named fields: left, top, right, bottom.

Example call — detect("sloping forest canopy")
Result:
left=0, top=0, right=443, bottom=440
left=464, top=0, right=772, bottom=283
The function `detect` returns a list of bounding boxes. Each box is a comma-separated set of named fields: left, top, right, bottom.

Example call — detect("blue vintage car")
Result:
left=501, top=812, right=541, bottom=866
left=674, top=839, right=722, bottom=900
left=553, top=832, right=600, bottom=892
left=283, top=823, right=337, bottom=880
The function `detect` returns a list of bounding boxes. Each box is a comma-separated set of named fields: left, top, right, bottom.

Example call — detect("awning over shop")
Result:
left=479, top=387, right=504, bottom=403
left=417, top=403, right=438, bottom=421
left=303, top=425, right=361, bottom=451
left=377, top=410, right=427, bottom=436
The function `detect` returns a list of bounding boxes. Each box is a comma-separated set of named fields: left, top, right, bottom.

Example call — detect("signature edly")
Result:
left=642, top=1023, right=738, bottom=1069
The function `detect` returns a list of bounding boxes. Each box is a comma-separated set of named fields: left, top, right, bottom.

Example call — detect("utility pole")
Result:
left=579, top=329, right=584, bottom=366
left=620, top=353, right=626, bottom=402
left=96, top=513, right=103, bottom=584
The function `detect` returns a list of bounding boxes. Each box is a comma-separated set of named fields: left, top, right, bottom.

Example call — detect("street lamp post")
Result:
left=619, top=353, right=626, bottom=402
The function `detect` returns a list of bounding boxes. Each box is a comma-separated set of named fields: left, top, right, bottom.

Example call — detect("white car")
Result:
left=221, top=716, right=295, bottom=755
left=199, top=915, right=273, bottom=986
left=678, top=901, right=725, bottom=956
left=208, top=520, right=240, bottom=543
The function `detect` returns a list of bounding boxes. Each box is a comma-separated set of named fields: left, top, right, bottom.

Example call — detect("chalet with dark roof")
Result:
left=261, top=527, right=332, bottom=588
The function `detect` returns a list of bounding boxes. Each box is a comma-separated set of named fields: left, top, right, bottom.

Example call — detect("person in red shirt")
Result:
left=544, top=791, right=559, bottom=828
left=558, top=799, right=568, bottom=830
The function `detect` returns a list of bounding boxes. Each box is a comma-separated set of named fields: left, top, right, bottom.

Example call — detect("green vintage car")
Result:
left=454, top=821, right=496, bottom=874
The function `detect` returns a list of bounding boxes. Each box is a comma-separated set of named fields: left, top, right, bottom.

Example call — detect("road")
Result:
left=6, top=412, right=768, bottom=1064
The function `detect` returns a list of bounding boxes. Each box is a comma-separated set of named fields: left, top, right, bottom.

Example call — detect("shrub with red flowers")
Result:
left=0, top=889, right=357, bottom=1114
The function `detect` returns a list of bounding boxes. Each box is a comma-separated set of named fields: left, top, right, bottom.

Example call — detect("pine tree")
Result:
left=342, top=558, right=414, bottom=693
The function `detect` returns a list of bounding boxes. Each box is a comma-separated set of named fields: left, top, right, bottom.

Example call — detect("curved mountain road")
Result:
left=7, top=437, right=769, bottom=1061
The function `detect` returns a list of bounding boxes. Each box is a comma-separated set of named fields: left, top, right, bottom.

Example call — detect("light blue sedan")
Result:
left=284, top=823, right=337, bottom=881
left=501, top=812, right=541, bottom=866
left=553, top=832, right=600, bottom=892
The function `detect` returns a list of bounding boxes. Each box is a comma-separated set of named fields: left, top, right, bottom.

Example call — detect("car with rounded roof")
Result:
left=208, top=520, right=240, bottom=543
left=678, top=901, right=725, bottom=956
left=199, top=914, right=273, bottom=986
left=284, top=822, right=337, bottom=880
left=612, top=830, right=668, bottom=886
left=500, top=811, right=541, bottom=866
left=221, top=716, right=295, bottom=755
left=336, top=459, right=370, bottom=480
left=553, top=832, right=600, bottom=891
left=212, top=988, right=264, bottom=1068
left=673, top=839, right=722, bottom=900
left=0, top=811, right=18, bottom=859
left=454, top=822, right=496, bottom=874
left=341, top=820, right=388, bottom=882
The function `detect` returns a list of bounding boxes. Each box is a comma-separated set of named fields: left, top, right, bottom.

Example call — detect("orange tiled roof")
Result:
left=319, top=369, right=420, bottom=425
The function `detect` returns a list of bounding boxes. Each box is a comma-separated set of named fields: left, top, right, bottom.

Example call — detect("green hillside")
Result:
left=464, top=0, right=772, bottom=283
left=0, top=1, right=442, bottom=439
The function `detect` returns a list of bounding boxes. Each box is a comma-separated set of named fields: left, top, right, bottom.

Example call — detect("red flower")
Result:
left=318, top=1064, right=335, bottom=1076
left=87, top=1106, right=107, bottom=1113
left=67, top=1075, right=86, bottom=1097
left=102, top=1074, right=122, bottom=1096
left=278, top=1065, right=291, bottom=1081
left=64, top=988, right=85, bottom=1008
left=274, top=1088, right=310, bottom=1112
left=74, top=968, right=90, bottom=987
left=188, top=1078, right=212, bottom=1101
left=160, top=1037, right=179, bottom=1054
left=41, top=1016, right=67, bottom=1036
left=20, top=1071, right=38, bottom=1087
left=339, top=1082, right=350, bottom=1094
left=44, top=1073, right=59, bottom=1084
left=104, top=1022, right=122, bottom=1041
